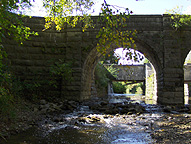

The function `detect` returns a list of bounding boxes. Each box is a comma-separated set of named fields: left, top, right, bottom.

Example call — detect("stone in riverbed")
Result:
left=33, top=107, right=38, bottom=112
left=100, top=101, right=108, bottom=106
left=39, top=99, right=46, bottom=105
left=78, top=115, right=105, bottom=124
left=78, top=117, right=94, bottom=123
left=163, top=106, right=172, bottom=112
left=53, top=117, right=62, bottom=122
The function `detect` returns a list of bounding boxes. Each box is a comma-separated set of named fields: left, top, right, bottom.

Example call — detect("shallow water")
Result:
left=3, top=115, right=156, bottom=144
left=2, top=94, right=160, bottom=144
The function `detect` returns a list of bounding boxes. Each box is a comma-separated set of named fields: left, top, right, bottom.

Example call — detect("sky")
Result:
left=100, top=0, right=191, bottom=15
left=29, top=0, right=191, bottom=16
left=114, top=48, right=145, bottom=65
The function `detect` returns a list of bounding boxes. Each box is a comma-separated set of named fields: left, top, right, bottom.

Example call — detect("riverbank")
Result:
left=1, top=96, right=191, bottom=143
left=152, top=113, right=191, bottom=143
left=0, top=99, right=79, bottom=142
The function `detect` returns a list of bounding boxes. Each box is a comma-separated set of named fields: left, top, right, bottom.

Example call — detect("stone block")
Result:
left=26, top=66, right=44, bottom=73
left=162, top=92, right=174, bottom=99
left=30, top=54, right=44, bottom=60
left=72, top=72, right=82, bottom=77
left=15, top=46, right=27, bottom=53
left=164, top=81, right=175, bottom=87
left=25, top=23, right=44, bottom=31
left=4, top=45, right=16, bottom=53
left=67, top=36, right=82, bottom=42
left=67, top=32, right=82, bottom=37
left=158, top=97, right=174, bottom=105
left=172, top=97, right=184, bottom=105
left=163, top=68, right=183, bottom=74
left=34, top=60, right=45, bottom=66
left=32, top=42, right=46, bottom=48
left=164, top=73, right=179, bottom=78
left=14, top=59, right=34, bottom=66
left=174, top=92, right=184, bottom=97
left=70, top=81, right=81, bottom=86
left=164, top=77, right=180, bottom=82
left=47, top=91, right=61, bottom=97
left=175, top=87, right=184, bottom=92
left=18, top=54, right=30, bottom=60
left=49, top=33, right=67, bottom=43
left=65, top=86, right=81, bottom=91
left=11, top=66, right=26, bottom=73
left=7, top=53, right=17, bottom=59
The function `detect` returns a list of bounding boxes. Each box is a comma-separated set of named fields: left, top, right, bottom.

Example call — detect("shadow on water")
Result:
left=0, top=94, right=166, bottom=144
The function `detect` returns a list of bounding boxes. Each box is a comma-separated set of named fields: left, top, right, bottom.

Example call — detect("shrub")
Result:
left=112, top=81, right=126, bottom=94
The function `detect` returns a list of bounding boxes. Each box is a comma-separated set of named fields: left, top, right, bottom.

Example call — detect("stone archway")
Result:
left=3, top=15, right=189, bottom=105
left=80, top=38, right=163, bottom=102
left=184, top=50, right=191, bottom=104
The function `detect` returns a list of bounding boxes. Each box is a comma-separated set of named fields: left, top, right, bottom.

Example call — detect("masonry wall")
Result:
left=3, top=17, right=84, bottom=100
left=2, top=15, right=191, bottom=105
left=112, top=65, right=145, bottom=81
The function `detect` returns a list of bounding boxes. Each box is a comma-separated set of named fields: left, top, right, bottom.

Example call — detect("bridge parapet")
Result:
left=109, top=64, right=145, bottom=81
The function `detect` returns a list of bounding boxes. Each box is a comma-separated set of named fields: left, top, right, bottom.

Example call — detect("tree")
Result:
left=43, top=0, right=138, bottom=58
left=0, top=0, right=140, bottom=96
left=0, top=0, right=38, bottom=78
left=0, top=0, right=38, bottom=87
left=43, top=0, right=95, bottom=31
left=1, top=0, right=140, bottom=67
left=165, top=6, right=191, bottom=30
left=0, top=0, right=141, bottom=119
left=0, top=0, right=38, bottom=79
left=100, top=50, right=119, bottom=64
left=0, top=0, right=38, bottom=115
left=0, top=0, right=38, bottom=44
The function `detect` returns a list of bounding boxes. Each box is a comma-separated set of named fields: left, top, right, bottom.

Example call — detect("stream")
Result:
left=1, top=94, right=182, bottom=144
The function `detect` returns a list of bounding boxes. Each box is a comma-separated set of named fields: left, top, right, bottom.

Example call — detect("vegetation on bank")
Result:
left=112, top=82, right=126, bottom=94
left=94, top=62, right=115, bottom=96
left=125, top=82, right=144, bottom=94
left=95, top=60, right=144, bottom=95
left=112, top=81, right=144, bottom=94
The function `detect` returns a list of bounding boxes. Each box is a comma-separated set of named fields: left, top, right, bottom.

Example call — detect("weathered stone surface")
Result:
left=3, top=15, right=191, bottom=105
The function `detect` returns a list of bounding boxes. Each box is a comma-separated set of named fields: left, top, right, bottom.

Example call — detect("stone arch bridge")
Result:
left=105, top=64, right=146, bottom=96
left=3, top=15, right=191, bottom=105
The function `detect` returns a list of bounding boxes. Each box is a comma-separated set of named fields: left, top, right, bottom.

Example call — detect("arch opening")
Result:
left=81, top=39, right=162, bottom=104
left=184, top=50, right=191, bottom=104
left=101, top=48, right=157, bottom=104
